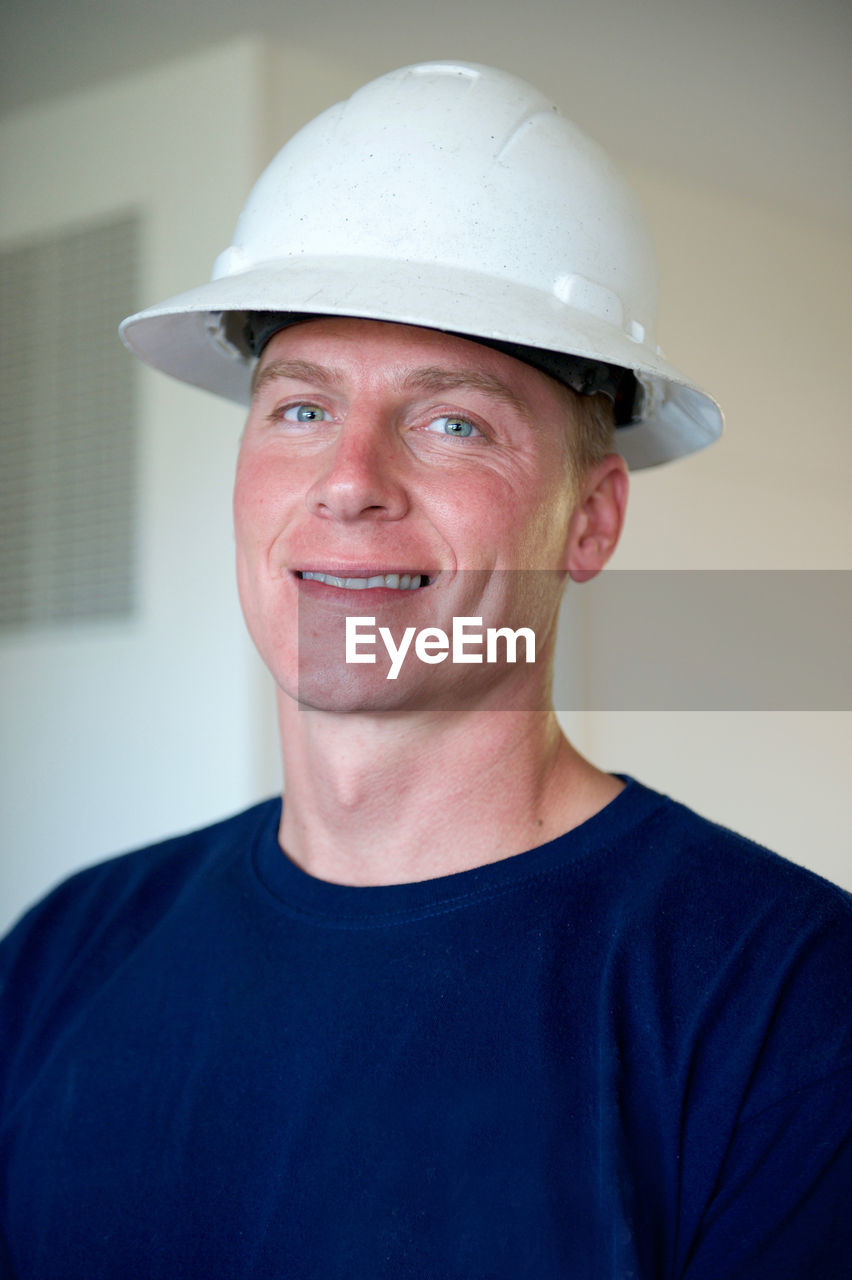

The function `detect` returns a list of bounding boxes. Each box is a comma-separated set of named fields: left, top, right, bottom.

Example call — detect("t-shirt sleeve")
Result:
left=681, top=1061, right=852, bottom=1279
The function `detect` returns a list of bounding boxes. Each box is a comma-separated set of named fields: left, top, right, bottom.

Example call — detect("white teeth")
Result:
left=301, top=571, right=426, bottom=590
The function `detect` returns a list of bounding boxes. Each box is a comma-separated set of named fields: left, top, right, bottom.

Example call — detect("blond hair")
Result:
left=560, top=389, right=617, bottom=489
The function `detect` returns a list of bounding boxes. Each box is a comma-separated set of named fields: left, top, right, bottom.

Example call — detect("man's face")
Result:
left=234, top=317, right=583, bottom=711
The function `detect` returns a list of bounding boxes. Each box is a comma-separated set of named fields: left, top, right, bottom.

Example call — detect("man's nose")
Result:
left=304, top=418, right=410, bottom=523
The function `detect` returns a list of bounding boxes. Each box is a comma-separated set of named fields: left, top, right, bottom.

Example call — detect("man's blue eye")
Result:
left=283, top=404, right=329, bottom=422
left=427, top=415, right=478, bottom=438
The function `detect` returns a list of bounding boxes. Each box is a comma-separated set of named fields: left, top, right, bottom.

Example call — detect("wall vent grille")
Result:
left=0, top=213, right=139, bottom=630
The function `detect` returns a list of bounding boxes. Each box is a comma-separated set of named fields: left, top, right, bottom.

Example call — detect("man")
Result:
left=1, top=62, right=850, bottom=1278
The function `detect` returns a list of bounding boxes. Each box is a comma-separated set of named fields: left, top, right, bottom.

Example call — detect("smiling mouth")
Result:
left=297, top=571, right=432, bottom=591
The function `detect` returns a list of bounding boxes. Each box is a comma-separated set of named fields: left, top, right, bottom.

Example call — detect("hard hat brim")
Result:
left=119, top=256, right=722, bottom=470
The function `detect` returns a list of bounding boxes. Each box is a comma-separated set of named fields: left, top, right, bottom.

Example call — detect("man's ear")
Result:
left=564, top=454, right=629, bottom=584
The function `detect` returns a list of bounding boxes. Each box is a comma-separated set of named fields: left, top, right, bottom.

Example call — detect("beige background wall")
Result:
left=1, top=35, right=849, bottom=932
left=580, top=171, right=851, bottom=885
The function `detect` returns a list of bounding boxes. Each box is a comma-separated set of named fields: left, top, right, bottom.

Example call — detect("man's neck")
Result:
left=276, top=694, right=623, bottom=886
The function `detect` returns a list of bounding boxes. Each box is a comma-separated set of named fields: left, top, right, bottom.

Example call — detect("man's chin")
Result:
left=288, top=666, right=450, bottom=715
left=285, top=662, right=547, bottom=716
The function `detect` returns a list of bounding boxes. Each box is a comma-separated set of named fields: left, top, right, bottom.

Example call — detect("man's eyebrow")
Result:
left=399, top=367, right=531, bottom=418
left=251, top=357, right=534, bottom=419
left=251, top=359, right=342, bottom=400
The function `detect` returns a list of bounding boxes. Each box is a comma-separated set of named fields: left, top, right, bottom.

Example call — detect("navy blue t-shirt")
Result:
left=1, top=778, right=851, bottom=1278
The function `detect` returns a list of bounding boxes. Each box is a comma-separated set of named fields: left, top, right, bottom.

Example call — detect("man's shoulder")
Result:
left=603, top=781, right=852, bottom=1115
left=621, top=777, right=851, bottom=919
left=605, top=779, right=852, bottom=1028
left=0, top=797, right=280, bottom=996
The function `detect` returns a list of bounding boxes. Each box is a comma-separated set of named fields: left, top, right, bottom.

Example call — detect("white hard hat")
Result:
left=119, top=60, right=722, bottom=469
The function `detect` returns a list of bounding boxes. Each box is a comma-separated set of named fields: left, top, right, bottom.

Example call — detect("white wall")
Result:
left=0, top=40, right=274, bottom=931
